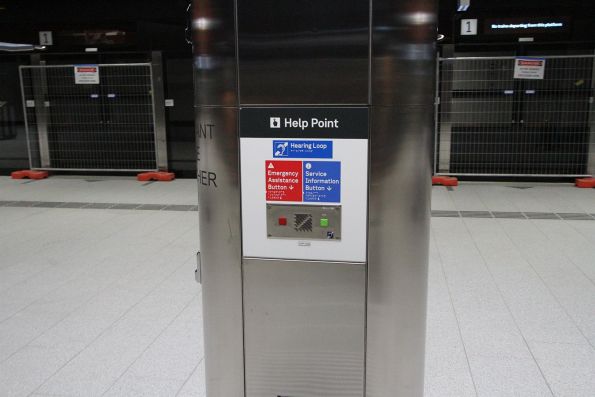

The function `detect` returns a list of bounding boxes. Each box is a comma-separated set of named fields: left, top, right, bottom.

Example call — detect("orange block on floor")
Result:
left=575, top=178, right=595, bottom=188
left=11, top=170, right=49, bottom=180
left=137, top=171, right=175, bottom=182
left=432, top=176, right=458, bottom=187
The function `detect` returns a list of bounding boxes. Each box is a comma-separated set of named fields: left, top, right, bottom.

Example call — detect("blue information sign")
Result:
left=303, top=161, right=341, bottom=203
left=273, top=140, right=333, bottom=159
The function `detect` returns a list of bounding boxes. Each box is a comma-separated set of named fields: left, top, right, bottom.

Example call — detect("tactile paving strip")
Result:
left=0, top=200, right=592, bottom=219
left=431, top=210, right=594, bottom=221
left=0, top=200, right=198, bottom=212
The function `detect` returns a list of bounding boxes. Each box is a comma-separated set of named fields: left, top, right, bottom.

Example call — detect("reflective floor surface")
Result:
left=0, top=176, right=594, bottom=397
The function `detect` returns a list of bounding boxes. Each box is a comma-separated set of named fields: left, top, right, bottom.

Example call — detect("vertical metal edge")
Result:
left=30, top=54, right=51, bottom=169
left=364, top=108, right=371, bottom=397
left=233, top=0, right=247, bottom=395
left=18, top=65, right=34, bottom=170
left=151, top=52, right=168, bottom=171
left=364, top=1, right=373, bottom=394
left=367, top=0, right=373, bottom=106
left=434, top=54, right=441, bottom=175
left=234, top=0, right=241, bottom=105
left=587, top=51, right=595, bottom=176
left=238, top=107, right=247, bottom=397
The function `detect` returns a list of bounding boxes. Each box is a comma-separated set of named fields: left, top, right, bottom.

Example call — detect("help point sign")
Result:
left=513, top=58, right=546, bottom=80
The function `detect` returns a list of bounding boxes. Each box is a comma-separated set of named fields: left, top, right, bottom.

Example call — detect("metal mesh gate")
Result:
left=19, top=63, right=161, bottom=172
left=0, top=101, right=17, bottom=141
left=435, top=55, right=595, bottom=177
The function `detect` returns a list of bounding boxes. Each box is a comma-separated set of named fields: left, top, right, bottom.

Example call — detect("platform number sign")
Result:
left=39, top=31, right=53, bottom=46
left=461, top=19, right=478, bottom=36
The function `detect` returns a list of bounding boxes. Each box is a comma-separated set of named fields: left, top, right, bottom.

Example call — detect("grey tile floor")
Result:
left=0, top=176, right=594, bottom=397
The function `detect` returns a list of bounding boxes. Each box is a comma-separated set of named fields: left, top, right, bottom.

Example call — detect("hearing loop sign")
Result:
left=273, top=140, right=333, bottom=158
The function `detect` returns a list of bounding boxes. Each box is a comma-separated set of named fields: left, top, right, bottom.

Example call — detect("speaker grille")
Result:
left=294, top=214, right=313, bottom=232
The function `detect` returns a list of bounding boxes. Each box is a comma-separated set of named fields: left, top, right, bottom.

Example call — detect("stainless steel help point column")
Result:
left=193, top=0, right=436, bottom=395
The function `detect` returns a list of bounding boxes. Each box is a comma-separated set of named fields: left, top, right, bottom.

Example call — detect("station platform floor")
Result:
left=0, top=176, right=594, bottom=397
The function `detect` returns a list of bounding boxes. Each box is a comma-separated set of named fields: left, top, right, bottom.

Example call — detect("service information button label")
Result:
left=265, top=160, right=302, bottom=202
left=303, top=161, right=341, bottom=203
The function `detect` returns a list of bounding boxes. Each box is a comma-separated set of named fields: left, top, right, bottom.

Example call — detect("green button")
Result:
left=320, top=218, right=329, bottom=227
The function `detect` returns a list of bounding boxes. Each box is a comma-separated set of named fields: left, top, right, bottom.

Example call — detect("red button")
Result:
left=278, top=217, right=287, bottom=226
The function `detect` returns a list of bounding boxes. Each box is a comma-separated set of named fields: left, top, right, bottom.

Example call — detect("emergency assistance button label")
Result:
left=303, top=161, right=341, bottom=203
left=266, top=160, right=302, bottom=202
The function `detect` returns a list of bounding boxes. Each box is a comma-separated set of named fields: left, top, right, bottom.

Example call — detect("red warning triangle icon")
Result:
left=268, top=163, right=275, bottom=169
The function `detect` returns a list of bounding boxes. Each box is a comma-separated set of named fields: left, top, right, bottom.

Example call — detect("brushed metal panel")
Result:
left=193, top=0, right=243, bottom=394
left=243, top=258, right=365, bottom=397
left=196, top=106, right=244, bottom=397
left=193, top=0, right=238, bottom=107
left=366, top=106, right=433, bottom=397
left=371, top=0, right=437, bottom=107
left=237, top=0, right=369, bottom=105
left=368, top=0, right=435, bottom=392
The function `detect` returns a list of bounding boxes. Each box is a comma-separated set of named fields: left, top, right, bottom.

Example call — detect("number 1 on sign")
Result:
left=460, top=19, right=477, bottom=36
left=39, top=31, right=53, bottom=46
